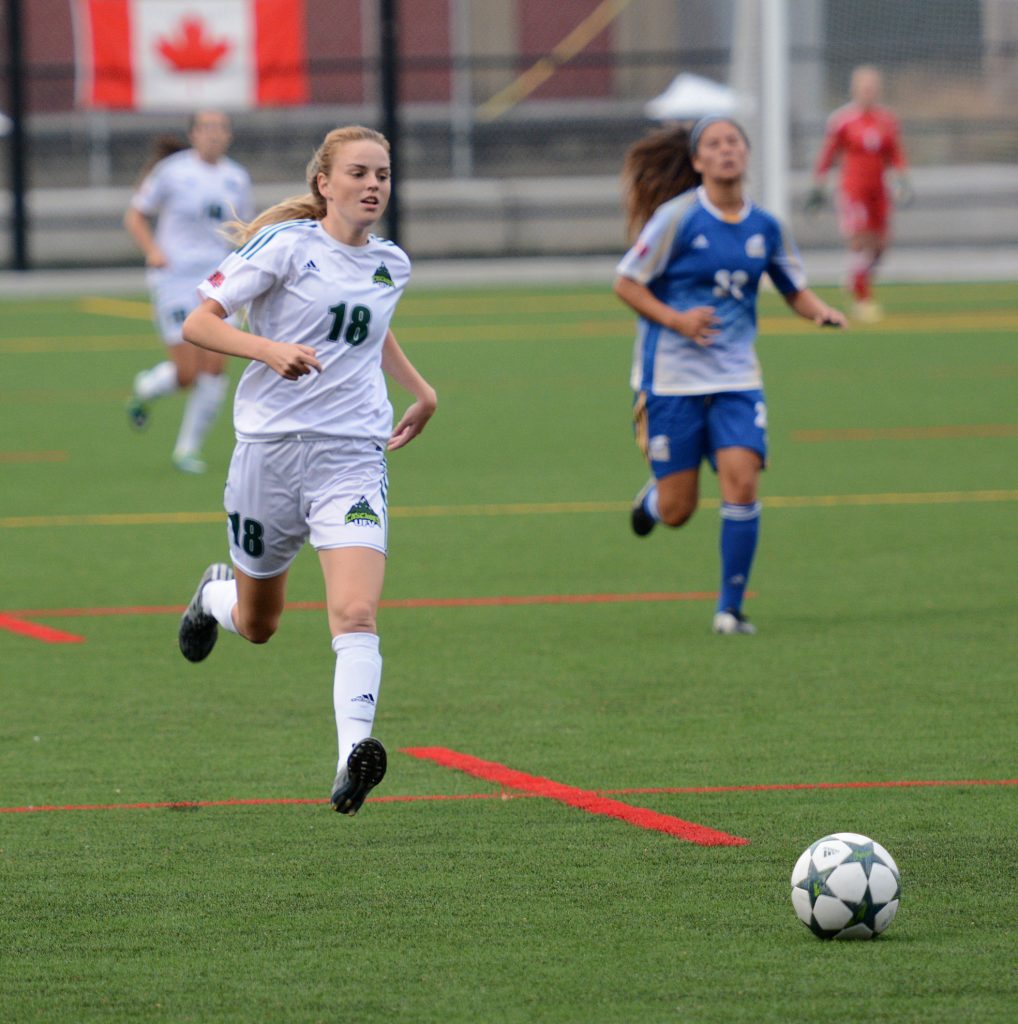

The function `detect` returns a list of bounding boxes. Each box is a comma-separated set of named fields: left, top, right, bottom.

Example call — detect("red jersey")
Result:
left=813, top=103, right=906, bottom=196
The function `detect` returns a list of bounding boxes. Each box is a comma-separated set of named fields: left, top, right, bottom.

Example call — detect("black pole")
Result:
left=379, top=0, right=401, bottom=246
left=5, top=0, right=29, bottom=270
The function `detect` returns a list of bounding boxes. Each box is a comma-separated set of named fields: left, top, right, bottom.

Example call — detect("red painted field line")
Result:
left=5, top=591, right=718, bottom=620
left=0, top=613, right=83, bottom=644
left=0, top=591, right=723, bottom=643
left=615, top=778, right=1018, bottom=795
left=0, top=793, right=499, bottom=815
left=402, top=746, right=749, bottom=847
left=2, top=777, right=1013, bottom=817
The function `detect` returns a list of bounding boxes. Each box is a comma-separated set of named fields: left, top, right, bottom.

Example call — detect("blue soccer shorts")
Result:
left=634, top=389, right=768, bottom=478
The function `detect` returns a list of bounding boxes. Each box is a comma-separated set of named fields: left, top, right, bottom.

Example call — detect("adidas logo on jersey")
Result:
left=301, top=259, right=320, bottom=273
left=692, top=234, right=710, bottom=249
left=372, top=263, right=395, bottom=287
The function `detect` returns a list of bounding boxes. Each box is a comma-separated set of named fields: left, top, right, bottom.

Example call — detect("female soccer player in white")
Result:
left=615, top=116, right=845, bottom=635
left=177, top=125, right=437, bottom=815
left=125, top=110, right=254, bottom=474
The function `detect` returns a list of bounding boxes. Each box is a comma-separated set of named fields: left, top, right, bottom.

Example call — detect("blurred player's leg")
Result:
left=173, top=371, right=228, bottom=474
left=127, top=360, right=177, bottom=428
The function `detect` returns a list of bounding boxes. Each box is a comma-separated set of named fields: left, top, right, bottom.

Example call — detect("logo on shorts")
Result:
left=301, top=259, right=320, bottom=273
left=648, top=434, right=671, bottom=462
left=372, top=263, right=395, bottom=287
left=207, top=270, right=225, bottom=287
left=345, top=496, right=381, bottom=527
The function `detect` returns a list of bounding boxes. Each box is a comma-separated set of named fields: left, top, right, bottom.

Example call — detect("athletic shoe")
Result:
left=172, top=451, right=207, bottom=475
left=331, top=737, right=387, bottom=815
left=178, top=563, right=233, bottom=662
left=126, top=396, right=149, bottom=430
left=631, top=479, right=657, bottom=537
left=712, top=608, right=757, bottom=635
left=126, top=371, right=150, bottom=430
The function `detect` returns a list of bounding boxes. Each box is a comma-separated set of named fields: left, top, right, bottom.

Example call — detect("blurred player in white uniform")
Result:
left=124, top=110, right=254, bottom=473
left=177, top=126, right=437, bottom=815
left=615, top=117, right=845, bottom=635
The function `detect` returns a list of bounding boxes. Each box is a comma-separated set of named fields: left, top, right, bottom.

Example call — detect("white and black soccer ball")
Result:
left=790, top=832, right=901, bottom=939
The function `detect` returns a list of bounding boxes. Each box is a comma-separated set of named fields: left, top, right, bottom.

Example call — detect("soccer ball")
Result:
left=790, top=832, right=901, bottom=939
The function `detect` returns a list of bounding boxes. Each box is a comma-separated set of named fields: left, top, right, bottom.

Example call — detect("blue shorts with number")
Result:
left=636, top=389, right=768, bottom=478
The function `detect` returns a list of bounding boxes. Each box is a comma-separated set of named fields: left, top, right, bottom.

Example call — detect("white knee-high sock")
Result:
left=202, top=578, right=239, bottom=634
left=332, top=633, right=382, bottom=769
left=134, top=361, right=179, bottom=401
left=175, top=372, right=228, bottom=457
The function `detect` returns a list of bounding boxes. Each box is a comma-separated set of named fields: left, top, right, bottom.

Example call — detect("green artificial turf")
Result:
left=1, top=282, right=1016, bottom=1022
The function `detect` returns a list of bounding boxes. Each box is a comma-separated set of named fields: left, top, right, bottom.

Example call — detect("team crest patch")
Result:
left=345, top=496, right=381, bottom=526
left=745, top=233, right=766, bottom=258
left=372, top=263, right=395, bottom=287
left=207, top=270, right=225, bottom=287
left=648, top=434, right=671, bottom=462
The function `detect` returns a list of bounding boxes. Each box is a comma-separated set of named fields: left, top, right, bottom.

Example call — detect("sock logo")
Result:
left=352, top=693, right=376, bottom=705
left=345, top=496, right=381, bottom=527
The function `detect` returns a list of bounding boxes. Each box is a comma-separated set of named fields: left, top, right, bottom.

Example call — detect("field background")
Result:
left=1, top=282, right=1016, bottom=1023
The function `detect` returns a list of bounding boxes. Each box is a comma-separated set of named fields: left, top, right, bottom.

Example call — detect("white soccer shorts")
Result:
left=224, top=438, right=389, bottom=579
left=149, top=269, right=240, bottom=345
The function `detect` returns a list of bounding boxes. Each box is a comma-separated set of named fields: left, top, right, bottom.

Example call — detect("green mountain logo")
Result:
left=372, top=263, right=395, bottom=287
left=345, top=497, right=381, bottom=526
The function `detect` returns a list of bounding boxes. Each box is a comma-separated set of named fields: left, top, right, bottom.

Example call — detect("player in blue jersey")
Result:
left=614, top=116, right=846, bottom=634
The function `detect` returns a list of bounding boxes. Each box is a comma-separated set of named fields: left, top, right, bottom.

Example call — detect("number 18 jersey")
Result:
left=198, top=219, right=410, bottom=444
left=616, top=186, right=807, bottom=396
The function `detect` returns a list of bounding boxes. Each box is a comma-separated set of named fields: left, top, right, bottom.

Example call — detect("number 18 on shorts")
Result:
left=224, top=438, right=389, bottom=578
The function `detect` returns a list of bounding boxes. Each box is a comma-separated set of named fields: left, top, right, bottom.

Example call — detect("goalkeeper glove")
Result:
left=892, top=174, right=914, bottom=207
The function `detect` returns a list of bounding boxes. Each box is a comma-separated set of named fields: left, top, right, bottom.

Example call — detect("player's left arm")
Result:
left=382, top=329, right=437, bottom=450
left=783, top=289, right=846, bottom=329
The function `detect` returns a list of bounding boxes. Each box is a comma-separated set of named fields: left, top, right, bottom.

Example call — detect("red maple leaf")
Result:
left=156, top=17, right=231, bottom=72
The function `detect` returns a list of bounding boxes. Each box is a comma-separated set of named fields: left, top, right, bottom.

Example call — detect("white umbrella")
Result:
left=644, top=73, right=752, bottom=121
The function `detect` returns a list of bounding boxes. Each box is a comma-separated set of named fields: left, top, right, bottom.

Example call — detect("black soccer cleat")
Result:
left=331, top=738, right=387, bottom=815
left=630, top=479, right=657, bottom=537
left=178, top=563, right=233, bottom=662
left=126, top=395, right=150, bottom=430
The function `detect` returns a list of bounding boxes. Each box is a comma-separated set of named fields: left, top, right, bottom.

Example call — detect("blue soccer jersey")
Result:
left=616, top=186, right=807, bottom=395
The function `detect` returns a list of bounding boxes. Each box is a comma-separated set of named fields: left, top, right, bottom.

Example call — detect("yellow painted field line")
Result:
left=2, top=490, right=1016, bottom=530
left=0, top=450, right=67, bottom=463
left=0, top=335, right=154, bottom=353
left=12, top=307, right=1016, bottom=351
left=78, top=297, right=153, bottom=320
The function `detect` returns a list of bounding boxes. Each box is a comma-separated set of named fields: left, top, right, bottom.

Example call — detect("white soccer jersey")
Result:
left=198, top=220, right=410, bottom=444
left=132, top=149, right=254, bottom=275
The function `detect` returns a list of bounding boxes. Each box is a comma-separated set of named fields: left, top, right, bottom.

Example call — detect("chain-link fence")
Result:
left=3, top=0, right=1017, bottom=266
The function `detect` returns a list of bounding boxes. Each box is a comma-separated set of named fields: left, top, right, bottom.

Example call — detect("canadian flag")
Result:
left=74, top=0, right=309, bottom=109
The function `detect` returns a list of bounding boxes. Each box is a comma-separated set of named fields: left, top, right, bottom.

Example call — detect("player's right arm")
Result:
left=614, top=194, right=718, bottom=345
left=613, top=276, right=718, bottom=346
left=807, top=113, right=846, bottom=209
left=184, top=299, right=322, bottom=380
left=125, top=163, right=169, bottom=267
left=123, top=205, right=167, bottom=268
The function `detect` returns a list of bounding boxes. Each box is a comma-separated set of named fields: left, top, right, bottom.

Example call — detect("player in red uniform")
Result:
left=807, top=66, right=910, bottom=323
